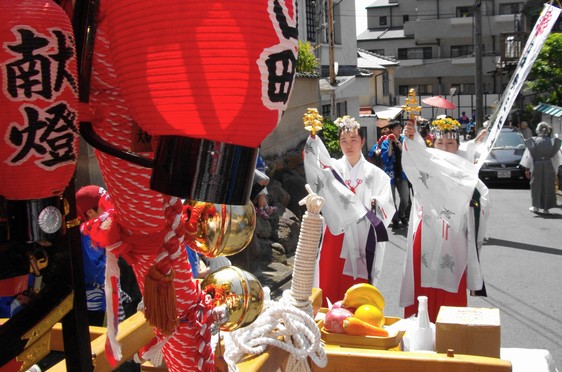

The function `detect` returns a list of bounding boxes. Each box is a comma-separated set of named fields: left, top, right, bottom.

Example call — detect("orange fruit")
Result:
left=354, top=304, right=385, bottom=328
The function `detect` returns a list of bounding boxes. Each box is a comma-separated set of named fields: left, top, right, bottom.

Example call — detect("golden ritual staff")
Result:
left=402, top=88, right=422, bottom=139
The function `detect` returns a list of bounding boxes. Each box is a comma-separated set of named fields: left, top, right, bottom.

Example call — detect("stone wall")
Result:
left=229, top=141, right=310, bottom=286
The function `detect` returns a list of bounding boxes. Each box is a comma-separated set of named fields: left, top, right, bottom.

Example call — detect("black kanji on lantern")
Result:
left=273, top=0, right=298, bottom=40
left=49, top=30, right=77, bottom=94
left=8, top=103, right=77, bottom=168
left=261, top=0, right=298, bottom=107
left=265, top=49, right=296, bottom=104
left=6, top=27, right=76, bottom=101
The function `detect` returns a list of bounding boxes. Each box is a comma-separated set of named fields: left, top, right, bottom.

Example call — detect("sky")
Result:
left=356, top=0, right=372, bottom=36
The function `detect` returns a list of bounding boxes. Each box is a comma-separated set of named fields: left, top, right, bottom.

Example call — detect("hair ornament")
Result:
left=431, top=117, right=461, bottom=139
left=334, top=115, right=360, bottom=133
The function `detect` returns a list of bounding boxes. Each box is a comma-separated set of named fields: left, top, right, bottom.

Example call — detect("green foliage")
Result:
left=296, top=40, right=319, bottom=74
left=318, top=119, right=342, bottom=158
left=526, top=33, right=562, bottom=104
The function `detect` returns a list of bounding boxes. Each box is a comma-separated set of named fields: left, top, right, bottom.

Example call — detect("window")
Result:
left=380, top=16, right=387, bottom=26
left=451, top=45, right=473, bottom=58
left=499, top=3, right=522, bottom=15
left=451, top=83, right=475, bottom=94
left=397, top=47, right=432, bottom=60
left=403, top=15, right=409, bottom=23
left=369, top=49, right=385, bottom=56
left=382, top=71, right=389, bottom=96
left=322, top=104, right=331, bottom=118
left=399, top=85, right=433, bottom=96
left=456, top=6, right=473, bottom=17
left=305, top=0, right=316, bottom=43
left=336, top=101, right=348, bottom=117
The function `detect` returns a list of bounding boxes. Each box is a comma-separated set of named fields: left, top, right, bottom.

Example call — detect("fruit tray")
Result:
left=317, top=312, right=405, bottom=350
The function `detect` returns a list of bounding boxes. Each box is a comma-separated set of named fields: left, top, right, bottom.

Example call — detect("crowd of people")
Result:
left=305, top=111, right=561, bottom=323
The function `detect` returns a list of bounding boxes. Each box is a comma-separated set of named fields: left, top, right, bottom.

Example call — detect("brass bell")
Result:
left=200, top=266, right=264, bottom=332
left=184, top=200, right=255, bottom=257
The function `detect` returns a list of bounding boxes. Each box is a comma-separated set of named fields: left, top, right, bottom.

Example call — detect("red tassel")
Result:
left=143, top=264, right=179, bottom=335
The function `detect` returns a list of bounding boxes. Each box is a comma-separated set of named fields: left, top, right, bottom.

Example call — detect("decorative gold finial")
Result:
left=303, top=108, right=323, bottom=137
left=402, top=88, right=422, bottom=115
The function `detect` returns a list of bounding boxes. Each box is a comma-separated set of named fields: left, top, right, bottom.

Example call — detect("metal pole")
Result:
left=474, top=1, right=484, bottom=130
left=328, top=0, right=336, bottom=119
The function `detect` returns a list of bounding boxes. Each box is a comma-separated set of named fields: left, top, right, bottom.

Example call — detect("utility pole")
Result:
left=328, top=0, right=336, bottom=119
left=328, top=0, right=335, bottom=86
left=474, top=1, right=484, bottom=130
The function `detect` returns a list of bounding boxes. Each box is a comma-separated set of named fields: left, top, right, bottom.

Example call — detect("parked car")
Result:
left=478, top=127, right=529, bottom=185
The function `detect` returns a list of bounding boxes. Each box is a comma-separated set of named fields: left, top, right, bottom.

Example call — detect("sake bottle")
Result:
left=411, top=295, right=434, bottom=351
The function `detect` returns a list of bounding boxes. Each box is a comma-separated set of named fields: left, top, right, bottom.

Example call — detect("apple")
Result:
left=332, top=300, right=356, bottom=313
left=324, top=307, right=354, bottom=334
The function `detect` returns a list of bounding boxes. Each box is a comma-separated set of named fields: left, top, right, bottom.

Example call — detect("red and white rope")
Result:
left=88, top=5, right=213, bottom=369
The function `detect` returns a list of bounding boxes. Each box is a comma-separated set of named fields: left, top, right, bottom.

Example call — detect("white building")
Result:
left=357, top=0, right=527, bottom=119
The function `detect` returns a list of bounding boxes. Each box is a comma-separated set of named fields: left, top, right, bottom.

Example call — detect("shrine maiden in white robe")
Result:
left=304, top=135, right=395, bottom=283
left=399, top=130, right=490, bottom=308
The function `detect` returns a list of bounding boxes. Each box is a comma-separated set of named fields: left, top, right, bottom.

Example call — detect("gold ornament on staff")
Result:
left=402, top=88, right=422, bottom=138
left=303, top=108, right=323, bottom=137
left=200, top=266, right=264, bottom=331
left=402, top=88, right=422, bottom=118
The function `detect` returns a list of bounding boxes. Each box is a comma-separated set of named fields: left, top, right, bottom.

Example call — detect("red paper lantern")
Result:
left=0, top=0, right=79, bottom=240
left=102, top=0, right=298, bottom=203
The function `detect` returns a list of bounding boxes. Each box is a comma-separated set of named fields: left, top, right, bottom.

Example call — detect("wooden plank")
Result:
left=48, top=312, right=155, bottom=372
left=50, top=323, right=106, bottom=352
left=312, top=345, right=512, bottom=372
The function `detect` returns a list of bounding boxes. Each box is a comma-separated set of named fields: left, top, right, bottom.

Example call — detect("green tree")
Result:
left=318, top=119, right=342, bottom=158
left=296, top=40, right=319, bottom=74
left=525, top=33, right=562, bottom=104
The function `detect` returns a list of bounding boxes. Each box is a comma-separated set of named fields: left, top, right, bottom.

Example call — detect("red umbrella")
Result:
left=422, top=96, right=456, bottom=110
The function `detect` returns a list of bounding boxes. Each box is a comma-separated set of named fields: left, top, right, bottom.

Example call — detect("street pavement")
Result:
left=377, top=184, right=562, bottom=368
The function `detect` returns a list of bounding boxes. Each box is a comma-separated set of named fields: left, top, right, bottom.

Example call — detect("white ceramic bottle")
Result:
left=410, top=295, right=434, bottom=351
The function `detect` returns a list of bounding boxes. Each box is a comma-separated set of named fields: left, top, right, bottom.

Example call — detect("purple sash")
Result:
left=329, top=168, right=389, bottom=282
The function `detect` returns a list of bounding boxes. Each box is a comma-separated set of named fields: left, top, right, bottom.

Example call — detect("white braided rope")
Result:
left=222, top=301, right=327, bottom=371
left=288, top=184, right=325, bottom=317
left=221, top=185, right=327, bottom=371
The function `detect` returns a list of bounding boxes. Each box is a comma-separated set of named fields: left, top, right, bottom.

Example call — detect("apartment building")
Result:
left=357, top=0, right=529, bottom=118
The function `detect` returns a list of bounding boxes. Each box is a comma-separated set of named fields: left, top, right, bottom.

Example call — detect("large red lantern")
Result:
left=102, top=0, right=298, bottom=204
left=0, top=0, right=79, bottom=241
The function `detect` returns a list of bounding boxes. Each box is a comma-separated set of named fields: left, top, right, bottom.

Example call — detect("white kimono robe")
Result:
left=303, top=136, right=395, bottom=283
left=399, top=131, right=490, bottom=308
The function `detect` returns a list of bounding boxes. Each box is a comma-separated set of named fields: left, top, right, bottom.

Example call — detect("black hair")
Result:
left=338, top=128, right=365, bottom=139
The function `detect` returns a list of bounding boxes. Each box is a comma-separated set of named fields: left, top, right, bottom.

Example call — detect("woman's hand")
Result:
left=474, top=128, right=488, bottom=145
left=404, top=121, right=416, bottom=139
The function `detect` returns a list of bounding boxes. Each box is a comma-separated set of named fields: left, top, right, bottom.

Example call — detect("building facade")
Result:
left=357, top=0, right=528, bottom=119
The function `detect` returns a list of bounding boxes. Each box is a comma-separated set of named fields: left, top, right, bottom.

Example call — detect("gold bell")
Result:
left=184, top=200, right=256, bottom=258
left=200, top=266, right=264, bottom=332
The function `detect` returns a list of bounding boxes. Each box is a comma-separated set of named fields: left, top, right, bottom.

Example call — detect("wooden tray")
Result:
left=318, top=316, right=405, bottom=350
